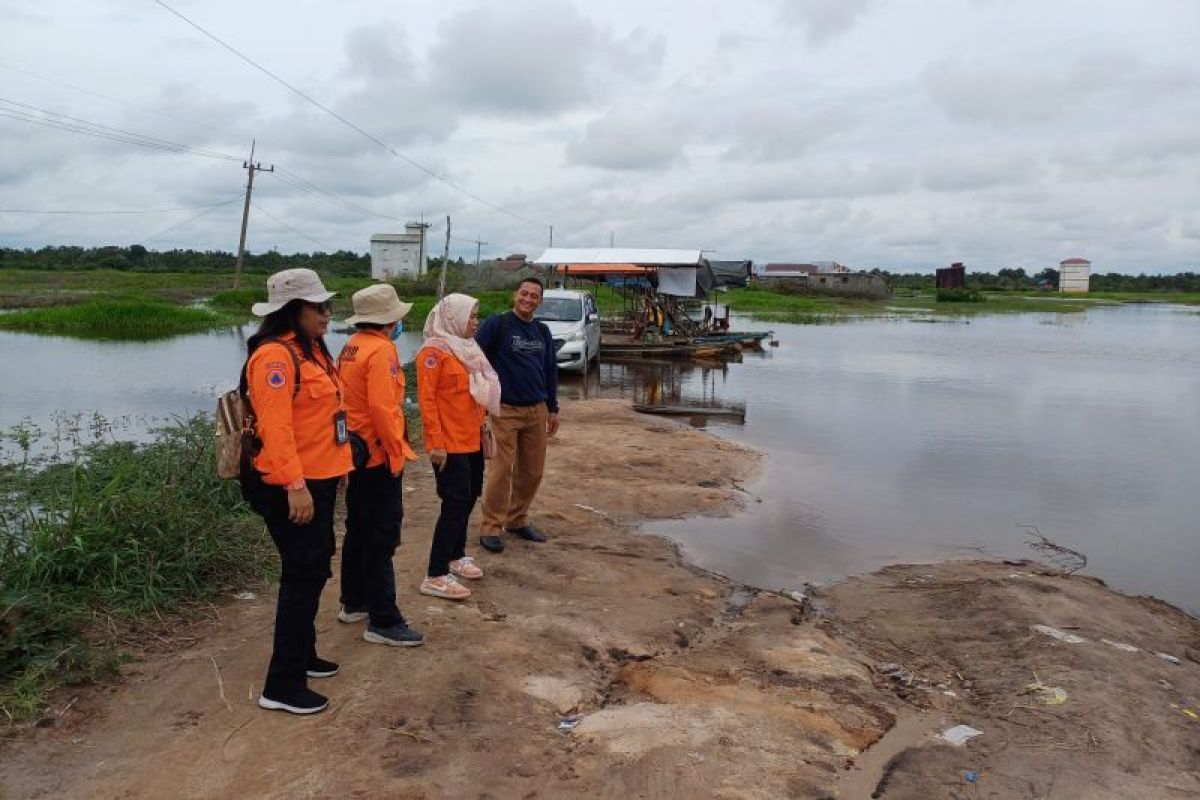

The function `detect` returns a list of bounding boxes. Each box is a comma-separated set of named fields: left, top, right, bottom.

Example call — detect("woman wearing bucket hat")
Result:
left=335, top=284, right=425, bottom=647
left=242, top=267, right=352, bottom=715
left=415, top=293, right=501, bottom=600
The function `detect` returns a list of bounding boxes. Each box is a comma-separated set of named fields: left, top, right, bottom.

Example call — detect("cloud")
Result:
left=566, top=104, right=688, bottom=170
left=924, top=50, right=1200, bottom=129
left=719, top=103, right=860, bottom=162
left=776, top=0, right=882, bottom=46
left=428, top=0, right=664, bottom=118
left=920, top=153, right=1043, bottom=193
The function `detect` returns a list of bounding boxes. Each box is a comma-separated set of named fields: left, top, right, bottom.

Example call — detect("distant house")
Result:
left=1059, top=257, right=1091, bottom=293
left=936, top=262, right=966, bottom=289
left=756, top=261, right=888, bottom=297
left=473, top=253, right=540, bottom=287
left=757, top=260, right=847, bottom=279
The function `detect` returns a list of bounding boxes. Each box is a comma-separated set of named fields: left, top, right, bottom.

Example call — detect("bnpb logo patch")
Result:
left=266, top=367, right=287, bottom=389
left=424, top=354, right=437, bottom=369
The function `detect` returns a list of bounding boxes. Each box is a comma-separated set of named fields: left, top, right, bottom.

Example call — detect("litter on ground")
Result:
left=939, top=725, right=983, bottom=746
left=557, top=714, right=583, bottom=733
left=1024, top=680, right=1068, bottom=706
left=1101, top=639, right=1140, bottom=653
left=1031, top=624, right=1087, bottom=644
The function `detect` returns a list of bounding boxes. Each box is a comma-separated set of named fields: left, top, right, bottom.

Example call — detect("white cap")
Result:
left=251, top=268, right=336, bottom=316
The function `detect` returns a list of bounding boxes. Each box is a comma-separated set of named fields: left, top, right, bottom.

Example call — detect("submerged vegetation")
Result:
left=0, top=416, right=273, bottom=724
left=0, top=299, right=231, bottom=340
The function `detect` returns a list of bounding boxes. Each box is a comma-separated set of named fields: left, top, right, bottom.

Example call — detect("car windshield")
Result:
left=534, top=297, right=583, bottom=322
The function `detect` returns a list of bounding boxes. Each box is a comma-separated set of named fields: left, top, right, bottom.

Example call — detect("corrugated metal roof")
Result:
left=533, top=248, right=704, bottom=266
left=556, top=263, right=650, bottom=275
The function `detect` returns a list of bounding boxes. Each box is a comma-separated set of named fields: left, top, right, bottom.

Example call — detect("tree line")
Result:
left=872, top=267, right=1200, bottom=292
left=3, top=246, right=1196, bottom=292
left=0, top=245, right=470, bottom=277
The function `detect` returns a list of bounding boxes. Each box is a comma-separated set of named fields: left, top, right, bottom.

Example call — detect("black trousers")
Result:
left=342, top=464, right=406, bottom=628
left=428, top=451, right=484, bottom=577
left=245, top=474, right=339, bottom=696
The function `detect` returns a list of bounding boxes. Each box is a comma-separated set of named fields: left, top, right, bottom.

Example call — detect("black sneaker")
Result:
left=258, top=687, right=328, bottom=715
left=479, top=535, right=505, bottom=553
left=505, top=525, right=548, bottom=543
left=306, top=657, right=339, bottom=678
left=363, top=623, right=425, bottom=647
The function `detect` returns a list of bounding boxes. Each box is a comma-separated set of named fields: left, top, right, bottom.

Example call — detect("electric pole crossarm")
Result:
left=233, top=139, right=274, bottom=289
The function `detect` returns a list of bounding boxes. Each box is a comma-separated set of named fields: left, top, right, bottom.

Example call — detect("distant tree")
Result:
left=1034, top=268, right=1059, bottom=289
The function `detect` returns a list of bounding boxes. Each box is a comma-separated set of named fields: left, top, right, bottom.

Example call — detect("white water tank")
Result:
left=1059, top=257, right=1091, bottom=293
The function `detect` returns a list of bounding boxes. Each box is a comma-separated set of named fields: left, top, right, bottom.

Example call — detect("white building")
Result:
left=1059, top=257, right=1091, bottom=293
left=370, top=223, right=427, bottom=279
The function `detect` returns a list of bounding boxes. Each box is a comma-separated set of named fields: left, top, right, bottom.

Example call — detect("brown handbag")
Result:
left=480, top=418, right=496, bottom=459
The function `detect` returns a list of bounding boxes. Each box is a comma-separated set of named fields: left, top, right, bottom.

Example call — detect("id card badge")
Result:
left=334, top=410, right=349, bottom=445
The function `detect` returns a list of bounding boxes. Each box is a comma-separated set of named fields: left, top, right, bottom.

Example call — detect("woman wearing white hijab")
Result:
left=415, top=293, right=501, bottom=600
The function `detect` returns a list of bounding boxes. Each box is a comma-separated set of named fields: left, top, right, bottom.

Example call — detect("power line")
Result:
left=153, top=0, right=548, bottom=229
left=250, top=201, right=335, bottom=252
left=270, top=167, right=408, bottom=224
left=0, top=198, right=244, bottom=215
left=0, top=60, right=238, bottom=139
left=143, top=197, right=243, bottom=244
left=0, top=98, right=240, bottom=162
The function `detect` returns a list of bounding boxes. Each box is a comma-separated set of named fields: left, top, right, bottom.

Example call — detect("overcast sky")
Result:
left=2, top=0, right=1198, bottom=271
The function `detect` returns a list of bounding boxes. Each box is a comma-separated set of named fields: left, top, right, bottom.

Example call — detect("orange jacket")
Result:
left=247, top=333, right=353, bottom=485
left=338, top=330, right=418, bottom=474
left=416, top=345, right=485, bottom=454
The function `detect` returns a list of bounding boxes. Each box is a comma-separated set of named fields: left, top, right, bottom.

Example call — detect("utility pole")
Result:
left=472, top=238, right=489, bottom=268
left=437, top=215, right=451, bottom=300
left=233, top=139, right=273, bottom=289
left=414, top=213, right=430, bottom=276
left=548, top=225, right=554, bottom=247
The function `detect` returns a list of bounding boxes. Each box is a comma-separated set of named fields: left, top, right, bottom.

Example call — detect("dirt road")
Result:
left=2, top=400, right=1197, bottom=799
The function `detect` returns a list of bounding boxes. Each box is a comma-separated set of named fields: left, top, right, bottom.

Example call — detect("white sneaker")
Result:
left=337, top=607, right=368, bottom=624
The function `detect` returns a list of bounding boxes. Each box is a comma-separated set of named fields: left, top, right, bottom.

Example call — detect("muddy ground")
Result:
left=1, top=399, right=1197, bottom=799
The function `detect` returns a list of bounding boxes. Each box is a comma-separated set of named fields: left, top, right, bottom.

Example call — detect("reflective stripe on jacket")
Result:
left=247, top=332, right=352, bottom=485
left=338, top=329, right=418, bottom=473
left=415, top=345, right=485, bottom=454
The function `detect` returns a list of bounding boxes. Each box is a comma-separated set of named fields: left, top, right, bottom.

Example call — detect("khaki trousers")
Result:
left=480, top=403, right=548, bottom=534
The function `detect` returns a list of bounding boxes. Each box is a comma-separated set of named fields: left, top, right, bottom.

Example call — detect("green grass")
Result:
left=0, top=299, right=234, bottom=340
left=0, top=415, right=274, bottom=725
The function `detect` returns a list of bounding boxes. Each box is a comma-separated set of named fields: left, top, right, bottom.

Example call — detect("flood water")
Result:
left=2, top=304, right=1197, bottom=614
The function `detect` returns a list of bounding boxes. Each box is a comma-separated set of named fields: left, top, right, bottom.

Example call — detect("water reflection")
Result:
left=558, top=357, right=750, bottom=427
left=2, top=304, right=1198, bottom=614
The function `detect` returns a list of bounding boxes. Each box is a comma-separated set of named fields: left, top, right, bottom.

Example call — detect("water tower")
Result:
left=1059, top=257, right=1091, bottom=293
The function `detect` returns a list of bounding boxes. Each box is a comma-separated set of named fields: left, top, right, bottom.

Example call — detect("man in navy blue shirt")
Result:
left=475, top=277, right=559, bottom=553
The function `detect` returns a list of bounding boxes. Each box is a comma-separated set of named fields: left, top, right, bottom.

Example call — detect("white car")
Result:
left=535, top=289, right=602, bottom=372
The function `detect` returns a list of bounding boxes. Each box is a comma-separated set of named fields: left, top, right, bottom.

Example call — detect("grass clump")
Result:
left=0, top=415, right=274, bottom=725
left=936, top=288, right=984, bottom=303
left=0, top=299, right=230, bottom=340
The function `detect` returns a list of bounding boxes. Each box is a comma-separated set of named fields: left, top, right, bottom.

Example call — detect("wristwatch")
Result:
left=285, top=478, right=307, bottom=491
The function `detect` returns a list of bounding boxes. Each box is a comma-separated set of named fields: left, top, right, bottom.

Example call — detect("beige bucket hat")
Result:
left=251, top=268, right=336, bottom=316
left=346, top=283, right=414, bottom=325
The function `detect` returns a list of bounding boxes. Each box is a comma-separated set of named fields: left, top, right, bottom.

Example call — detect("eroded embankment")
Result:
left=2, top=399, right=1197, bottom=799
